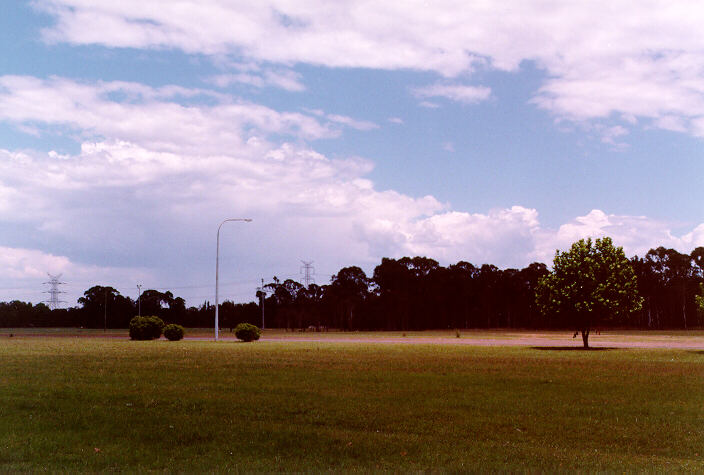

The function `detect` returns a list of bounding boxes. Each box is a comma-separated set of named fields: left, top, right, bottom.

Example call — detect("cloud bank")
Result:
left=3, top=2, right=704, bottom=304
left=36, top=1, right=704, bottom=137
left=0, top=75, right=701, bottom=304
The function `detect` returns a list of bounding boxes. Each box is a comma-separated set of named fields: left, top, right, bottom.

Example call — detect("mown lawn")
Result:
left=1, top=337, right=703, bottom=471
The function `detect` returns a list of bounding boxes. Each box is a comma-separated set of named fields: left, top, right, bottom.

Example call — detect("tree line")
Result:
left=2, top=245, right=703, bottom=331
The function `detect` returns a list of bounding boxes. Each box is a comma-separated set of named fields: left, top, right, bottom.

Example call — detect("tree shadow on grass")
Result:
left=530, top=346, right=620, bottom=351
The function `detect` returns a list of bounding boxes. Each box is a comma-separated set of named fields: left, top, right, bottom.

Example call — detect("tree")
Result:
left=696, top=283, right=704, bottom=321
left=518, top=263, right=550, bottom=328
left=446, top=261, right=479, bottom=328
left=536, top=237, right=642, bottom=348
left=139, top=289, right=174, bottom=318
left=373, top=258, right=413, bottom=330
left=78, top=286, right=134, bottom=328
left=327, top=266, right=370, bottom=330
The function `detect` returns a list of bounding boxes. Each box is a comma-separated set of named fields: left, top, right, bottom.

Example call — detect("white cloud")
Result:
left=412, top=83, right=491, bottom=105
left=34, top=1, right=704, bottom=138
left=602, top=125, right=627, bottom=140
left=324, top=114, right=378, bottom=131
left=0, top=76, right=350, bottom=153
left=0, top=245, right=151, bottom=304
left=533, top=210, right=704, bottom=264
left=395, top=207, right=542, bottom=267
left=209, top=67, right=305, bottom=92
left=303, top=108, right=378, bottom=131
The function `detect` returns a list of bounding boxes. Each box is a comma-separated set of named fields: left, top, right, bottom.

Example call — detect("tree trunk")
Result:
left=581, top=329, right=590, bottom=348
left=682, top=290, right=687, bottom=330
left=647, top=298, right=652, bottom=328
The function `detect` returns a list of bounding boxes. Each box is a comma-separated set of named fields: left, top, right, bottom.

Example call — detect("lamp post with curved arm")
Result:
left=215, top=218, right=252, bottom=341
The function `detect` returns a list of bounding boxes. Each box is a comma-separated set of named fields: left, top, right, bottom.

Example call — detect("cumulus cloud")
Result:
left=533, top=210, right=704, bottom=264
left=0, top=245, right=151, bottom=304
left=1, top=74, right=702, bottom=305
left=34, top=1, right=704, bottom=138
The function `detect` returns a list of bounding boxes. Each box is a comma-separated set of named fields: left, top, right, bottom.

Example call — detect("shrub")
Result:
left=163, top=324, right=185, bottom=341
left=234, top=323, right=261, bottom=342
left=129, top=316, right=164, bottom=340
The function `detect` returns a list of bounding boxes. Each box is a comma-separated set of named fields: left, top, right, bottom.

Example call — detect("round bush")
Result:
left=163, top=324, right=185, bottom=341
left=129, top=315, right=165, bottom=340
left=234, top=323, right=261, bottom=342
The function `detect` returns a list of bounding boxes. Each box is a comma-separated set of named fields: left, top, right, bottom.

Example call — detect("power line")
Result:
left=1, top=268, right=340, bottom=305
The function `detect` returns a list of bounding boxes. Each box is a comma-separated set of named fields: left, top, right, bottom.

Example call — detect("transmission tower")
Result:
left=300, top=261, right=315, bottom=287
left=43, top=273, right=66, bottom=310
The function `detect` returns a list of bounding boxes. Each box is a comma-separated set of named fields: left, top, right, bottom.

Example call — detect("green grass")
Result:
left=1, top=337, right=704, bottom=471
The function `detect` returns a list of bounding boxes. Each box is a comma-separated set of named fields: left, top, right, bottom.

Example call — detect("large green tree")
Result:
left=536, top=237, right=642, bottom=347
left=78, top=286, right=135, bottom=328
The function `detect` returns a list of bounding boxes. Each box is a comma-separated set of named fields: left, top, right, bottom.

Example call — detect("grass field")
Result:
left=1, top=334, right=704, bottom=471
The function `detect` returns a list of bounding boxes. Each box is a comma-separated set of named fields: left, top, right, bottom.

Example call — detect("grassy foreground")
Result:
left=1, top=338, right=704, bottom=471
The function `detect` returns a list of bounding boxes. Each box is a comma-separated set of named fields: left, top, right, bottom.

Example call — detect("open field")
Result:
left=1, top=335, right=704, bottom=471
left=5, top=327, right=704, bottom=349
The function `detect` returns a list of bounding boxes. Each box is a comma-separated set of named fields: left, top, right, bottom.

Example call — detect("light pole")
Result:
left=137, top=284, right=142, bottom=317
left=215, top=218, right=252, bottom=341
left=261, top=278, right=265, bottom=330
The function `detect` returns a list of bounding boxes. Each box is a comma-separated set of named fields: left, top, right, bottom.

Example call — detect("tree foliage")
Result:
left=163, top=323, right=185, bottom=341
left=536, top=237, right=642, bottom=347
left=2, top=243, right=702, bottom=334
left=234, top=322, right=261, bottom=342
left=696, top=283, right=704, bottom=319
left=129, top=316, right=165, bottom=340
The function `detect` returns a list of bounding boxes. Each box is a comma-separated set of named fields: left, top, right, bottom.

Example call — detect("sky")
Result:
left=1, top=0, right=703, bottom=307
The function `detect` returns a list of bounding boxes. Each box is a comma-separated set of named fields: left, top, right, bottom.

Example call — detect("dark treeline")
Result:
left=2, top=246, right=703, bottom=330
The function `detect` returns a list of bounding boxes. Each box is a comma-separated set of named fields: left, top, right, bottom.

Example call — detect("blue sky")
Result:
left=1, top=1, right=703, bottom=306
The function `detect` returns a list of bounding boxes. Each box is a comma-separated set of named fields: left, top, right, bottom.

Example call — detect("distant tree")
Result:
left=373, top=258, right=413, bottom=330
left=691, top=247, right=704, bottom=278
left=327, top=266, right=370, bottom=330
left=696, top=283, right=704, bottom=321
left=644, top=247, right=696, bottom=328
left=476, top=264, right=502, bottom=328
left=300, top=283, right=326, bottom=328
left=139, top=289, right=174, bottom=318
left=166, top=296, right=187, bottom=325
left=78, top=286, right=135, bottom=328
left=536, top=237, right=642, bottom=348
left=518, top=263, right=550, bottom=328
left=266, top=278, right=305, bottom=329
left=446, top=261, right=479, bottom=328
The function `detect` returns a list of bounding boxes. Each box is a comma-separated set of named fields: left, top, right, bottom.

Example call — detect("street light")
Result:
left=215, top=218, right=252, bottom=341
left=137, top=284, right=142, bottom=317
